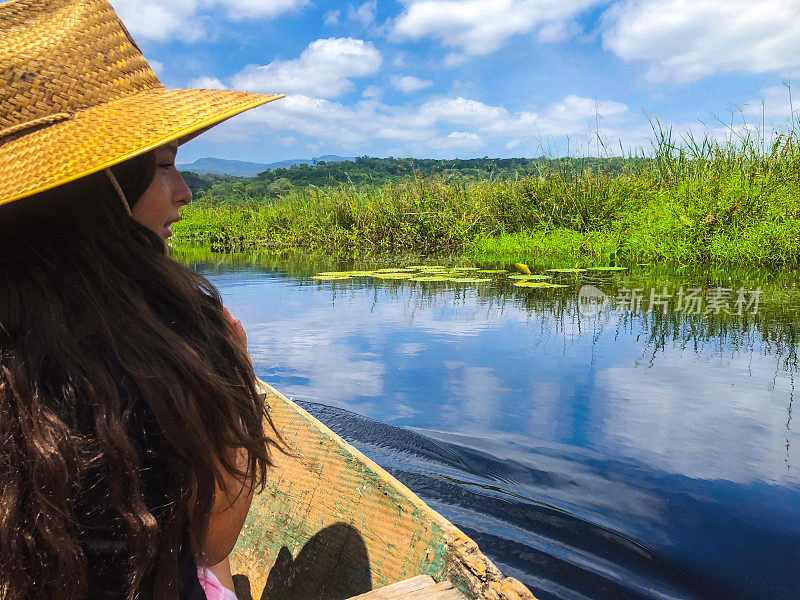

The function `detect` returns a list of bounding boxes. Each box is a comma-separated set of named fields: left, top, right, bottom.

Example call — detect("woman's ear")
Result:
left=108, top=151, right=157, bottom=207
left=104, top=169, right=131, bottom=216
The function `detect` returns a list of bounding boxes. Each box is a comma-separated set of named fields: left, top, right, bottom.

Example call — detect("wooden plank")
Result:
left=346, top=576, right=469, bottom=600
left=346, top=575, right=433, bottom=599
left=230, top=381, right=538, bottom=600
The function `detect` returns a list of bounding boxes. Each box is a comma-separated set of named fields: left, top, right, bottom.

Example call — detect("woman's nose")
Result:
left=175, top=174, right=192, bottom=206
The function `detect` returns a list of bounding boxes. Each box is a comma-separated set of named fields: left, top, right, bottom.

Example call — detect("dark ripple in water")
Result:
left=298, top=402, right=714, bottom=600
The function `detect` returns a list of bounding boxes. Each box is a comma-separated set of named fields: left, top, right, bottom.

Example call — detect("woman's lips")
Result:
left=164, top=217, right=180, bottom=239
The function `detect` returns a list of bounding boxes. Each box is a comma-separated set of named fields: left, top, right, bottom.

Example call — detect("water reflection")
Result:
left=173, top=246, right=800, bottom=600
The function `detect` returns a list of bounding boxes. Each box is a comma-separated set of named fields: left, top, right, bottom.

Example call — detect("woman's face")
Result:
left=131, top=143, right=192, bottom=240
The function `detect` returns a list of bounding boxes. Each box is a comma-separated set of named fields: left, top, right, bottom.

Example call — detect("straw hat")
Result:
left=0, top=0, right=283, bottom=206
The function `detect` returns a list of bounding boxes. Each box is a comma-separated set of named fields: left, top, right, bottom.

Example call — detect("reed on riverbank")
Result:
left=172, top=126, right=800, bottom=266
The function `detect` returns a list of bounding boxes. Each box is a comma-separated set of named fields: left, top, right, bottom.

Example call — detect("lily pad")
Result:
left=546, top=268, right=588, bottom=273
left=515, top=281, right=567, bottom=288
left=316, top=271, right=372, bottom=276
left=513, top=281, right=547, bottom=287
left=410, top=276, right=448, bottom=282
left=508, top=274, right=551, bottom=280
left=311, top=275, right=352, bottom=281
left=375, top=268, right=415, bottom=273
left=374, top=273, right=414, bottom=279
left=452, top=267, right=480, bottom=271
left=587, top=266, right=628, bottom=271
left=478, top=269, right=508, bottom=273
left=451, top=278, right=492, bottom=283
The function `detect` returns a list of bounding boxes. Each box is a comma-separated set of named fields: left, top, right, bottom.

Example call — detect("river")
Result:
left=175, top=247, right=800, bottom=600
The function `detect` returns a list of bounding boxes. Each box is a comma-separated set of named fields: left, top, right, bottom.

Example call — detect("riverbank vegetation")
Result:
left=173, top=125, right=800, bottom=267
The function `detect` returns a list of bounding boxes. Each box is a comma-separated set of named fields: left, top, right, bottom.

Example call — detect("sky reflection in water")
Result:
left=194, top=261, right=800, bottom=600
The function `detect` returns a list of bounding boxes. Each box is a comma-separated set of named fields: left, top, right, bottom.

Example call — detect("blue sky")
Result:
left=109, top=0, right=800, bottom=163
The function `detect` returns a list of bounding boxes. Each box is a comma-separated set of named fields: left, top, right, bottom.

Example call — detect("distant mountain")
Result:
left=177, top=155, right=356, bottom=177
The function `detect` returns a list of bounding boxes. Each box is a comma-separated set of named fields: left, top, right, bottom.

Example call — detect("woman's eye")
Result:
left=159, top=163, right=175, bottom=169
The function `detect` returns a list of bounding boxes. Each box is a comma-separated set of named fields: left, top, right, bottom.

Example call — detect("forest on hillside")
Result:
left=180, top=156, right=646, bottom=205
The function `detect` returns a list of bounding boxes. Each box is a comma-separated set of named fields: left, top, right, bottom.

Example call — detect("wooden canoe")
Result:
left=229, top=380, right=537, bottom=600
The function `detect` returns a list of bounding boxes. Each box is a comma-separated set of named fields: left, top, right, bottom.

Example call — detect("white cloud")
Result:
left=347, top=1, right=377, bottom=28
left=278, top=136, right=297, bottom=145
left=230, top=38, right=382, bottom=98
left=430, top=131, right=484, bottom=150
left=743, top=84, right=799, bottom=121
left=419, top=95, right=629, bottom=137
left=110, top=0, right=204, bottom=42
left=324, top=9, right=341, bottom=26
left=595, top=350, right=796, bottom=484
left=391, top=0, right=603, bottom=56
left=442, top=53, right=467, bottom=68
left=201, top=91, right=635, bottom=156
left=391, top=75, right=433, bottom=93
left=150, top=60, right=165, bottom=75
left=236, top=94, right=381, bottom=144
left=537, top=18, right=580, bottom=43
left=189, top=75, right=228, bottom=90
left=540, top=94, right=629, bottom=134
left=218, top=0, right=309, bottom=20
left=420, top=97, right=509, bottom=127
left=602, top=0, right=800, bottom=82
left=441, top=366, right=504, bottom=429
left=111, top=0, right=309, bottom=41
left=362, top=85, right=383, bottom=98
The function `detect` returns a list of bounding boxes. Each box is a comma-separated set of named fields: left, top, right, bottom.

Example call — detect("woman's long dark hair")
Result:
left=0, top=164, right=280, bottom=600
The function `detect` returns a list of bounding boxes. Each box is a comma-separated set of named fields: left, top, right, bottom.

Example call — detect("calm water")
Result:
left=177, top=249, right=800, bottom=600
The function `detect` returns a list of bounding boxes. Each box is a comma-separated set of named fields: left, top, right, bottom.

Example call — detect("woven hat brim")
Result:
left=0, top=88, right=283, bottom=205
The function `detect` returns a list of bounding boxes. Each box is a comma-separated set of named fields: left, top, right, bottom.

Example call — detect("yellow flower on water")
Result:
left=514, top=263, right=531, bottom=275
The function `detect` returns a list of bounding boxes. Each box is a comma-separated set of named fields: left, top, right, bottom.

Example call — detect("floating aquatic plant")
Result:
left=410, top=276, right=448, bottom=282
left=375, top=268, right=415, bottom=273
left=508, top=274, right=551, bottom=280
left=514, top=281, right=567, bottom=288
left=514, top=263, right=531, bottom=275
left=373, top=273, right=414, bottom=279
left=373, top=272, right=414, bottom=277
left=479, top=269, right=508, bottom=273
left=513, top=281, right=547, bottom=287
left=316, top=271, right=374, bottom=276
left=546, top=268, right=587, bottom=273
left=587, top=266, right=627, bottom=271
left=453, top=267, right=479, bottom=271
left=450, top=277, right=491, bottom=283
left=311, top=275, right=352, bottom=281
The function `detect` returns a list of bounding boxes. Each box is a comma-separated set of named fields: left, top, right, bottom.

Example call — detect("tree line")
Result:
left=180, top=156, right=647, bottom=205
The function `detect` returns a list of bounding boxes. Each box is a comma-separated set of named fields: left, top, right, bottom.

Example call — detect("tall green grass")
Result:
left=172, top=123, right=800, bottom=266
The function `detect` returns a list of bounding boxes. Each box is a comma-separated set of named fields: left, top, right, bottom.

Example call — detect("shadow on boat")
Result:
left=233, top=522, right=372, bottom=600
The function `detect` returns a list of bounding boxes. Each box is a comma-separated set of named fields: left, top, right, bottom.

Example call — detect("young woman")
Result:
left=0, top=0, right=284, bottom=598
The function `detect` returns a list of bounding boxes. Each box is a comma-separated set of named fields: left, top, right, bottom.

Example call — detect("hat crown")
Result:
left=0, top=0, right=162, bottom=134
